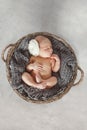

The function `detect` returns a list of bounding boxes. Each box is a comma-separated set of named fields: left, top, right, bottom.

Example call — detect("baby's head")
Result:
left=28, top=35, right=53, bottom=58
left=35, top=36, right=53, bottom=57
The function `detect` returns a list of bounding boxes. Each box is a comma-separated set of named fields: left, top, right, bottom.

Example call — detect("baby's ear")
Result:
left=28, top=39, right=40, bottom=56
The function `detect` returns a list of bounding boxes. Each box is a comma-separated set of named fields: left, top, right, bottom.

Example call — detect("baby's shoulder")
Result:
left=30, top=56, right=36, bottom=62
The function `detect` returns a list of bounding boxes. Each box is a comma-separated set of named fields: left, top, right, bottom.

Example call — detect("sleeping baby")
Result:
left=22, top=35, right=60, bottom=89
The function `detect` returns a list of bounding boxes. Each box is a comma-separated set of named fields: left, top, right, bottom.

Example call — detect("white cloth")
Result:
left=28, top=39, right=39, bottom=56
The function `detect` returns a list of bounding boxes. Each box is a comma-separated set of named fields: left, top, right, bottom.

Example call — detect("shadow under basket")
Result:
left=1, top=32, right=84, bottom=104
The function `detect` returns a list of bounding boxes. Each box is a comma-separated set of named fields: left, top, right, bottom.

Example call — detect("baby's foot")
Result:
left=37, top=82, right=47, bottom=89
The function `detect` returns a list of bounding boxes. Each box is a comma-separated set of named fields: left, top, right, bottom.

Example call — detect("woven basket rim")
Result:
left=2, top=32, right=84, bottom=104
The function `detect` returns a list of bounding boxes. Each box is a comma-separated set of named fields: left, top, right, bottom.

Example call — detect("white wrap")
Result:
left=28, top=39, right=39, bottom=56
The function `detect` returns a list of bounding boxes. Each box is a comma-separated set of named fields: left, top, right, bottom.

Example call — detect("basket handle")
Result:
left=1, top=44, right=15, bottom=63
left=73, top=66, right=84, bottom=86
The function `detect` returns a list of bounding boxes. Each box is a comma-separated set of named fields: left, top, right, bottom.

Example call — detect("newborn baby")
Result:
left=22, top=35, right=60, bottom=89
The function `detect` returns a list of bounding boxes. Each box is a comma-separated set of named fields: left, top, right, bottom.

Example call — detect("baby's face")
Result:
left=39, top=41, right=53, bottom=58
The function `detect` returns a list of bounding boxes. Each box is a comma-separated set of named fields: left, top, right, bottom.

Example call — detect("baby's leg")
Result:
left=34, top=71, right=42, bottom=83
left=44, top=76, right=57, bottom=88
left=22, top=72, right=38, bottom=87
left=22, top=72, right=46, bottom=89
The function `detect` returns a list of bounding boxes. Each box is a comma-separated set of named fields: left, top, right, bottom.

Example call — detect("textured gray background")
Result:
left=0, top=0, right=87, bottom=130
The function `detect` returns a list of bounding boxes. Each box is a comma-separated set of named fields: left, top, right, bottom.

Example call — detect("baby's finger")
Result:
left=38, top=65, right=43, bottom=68
left=37, top=63, right=42, bottom=66
left=51, top=55, right=55, bottom=58
left=37, top=66, right=41, bottom=70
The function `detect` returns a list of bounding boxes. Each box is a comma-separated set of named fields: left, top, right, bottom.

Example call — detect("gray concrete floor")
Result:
left=0, top=0, right=87, bottom=130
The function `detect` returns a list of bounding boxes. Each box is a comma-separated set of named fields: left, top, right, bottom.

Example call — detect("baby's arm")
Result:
left=26, top=56, right=35, bottom=72
left=26, top=56, right=42, bottom=72
left=51, top=54, right=60, bottom=72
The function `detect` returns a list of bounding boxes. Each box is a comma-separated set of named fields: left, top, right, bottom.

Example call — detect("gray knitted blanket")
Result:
left=9, top=34, right=77, bottom=101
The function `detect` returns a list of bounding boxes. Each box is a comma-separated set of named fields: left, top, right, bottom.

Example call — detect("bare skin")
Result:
left=22, top=36, right=60, bottom=89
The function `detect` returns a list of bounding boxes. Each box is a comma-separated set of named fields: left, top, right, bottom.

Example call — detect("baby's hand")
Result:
left=31, top=62, right=43, bottom=71
left=51, top=54, right=60, bottom=62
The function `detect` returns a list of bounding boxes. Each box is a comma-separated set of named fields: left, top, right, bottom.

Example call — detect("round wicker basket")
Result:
left=1, top=32, right=84, bottom=103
